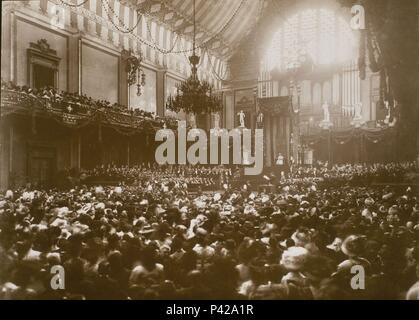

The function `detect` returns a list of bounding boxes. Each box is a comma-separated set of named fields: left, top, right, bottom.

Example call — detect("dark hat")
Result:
left=341, top=235, right=367, bottom=257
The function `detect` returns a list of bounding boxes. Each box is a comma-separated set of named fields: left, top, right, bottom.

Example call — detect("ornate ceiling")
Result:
left=121, top=0, right=268, bottom=59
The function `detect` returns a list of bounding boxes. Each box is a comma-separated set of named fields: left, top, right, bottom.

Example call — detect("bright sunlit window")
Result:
left=262, top=8, right=357, bottom=71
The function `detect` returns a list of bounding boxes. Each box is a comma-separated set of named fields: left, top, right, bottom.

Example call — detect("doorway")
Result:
left=33, top=64, right=55, bottom=89
left=27, top=146, right=56, bottom=188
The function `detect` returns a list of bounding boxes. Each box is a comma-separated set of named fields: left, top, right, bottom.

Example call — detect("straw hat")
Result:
left=280, top=246, right=309, bottom=271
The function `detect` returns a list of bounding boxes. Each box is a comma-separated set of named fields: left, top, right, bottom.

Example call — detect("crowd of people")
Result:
left=0, top=162, right=418, bottom=300
left=291, top=162, right=418, bottom=184
left=75, top=164, right=233, bottom=191
left=57, top=162, right=418, bottom=191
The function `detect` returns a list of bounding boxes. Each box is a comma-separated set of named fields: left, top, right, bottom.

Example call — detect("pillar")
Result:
left=1, top=8, right=11, bottom=82
left=77, top=132, right=81, bottom=169
left=119, top=55, right=128, bottom=107
left=0, top=121, right=9, bottom=189
left=285, top=116, right=291, bottom=163
left=10, top=11, right=16, bottom=83
left=9, top=124, right=14, bottom=176
left=265, top=116, right=272, bottom=167
left=327, top=129, right=332, bottom=167
left=156, top=69, right=166, bottom=117
left=68, top=36, right=80, bottom=93
left=127, top=138, right=130, bottom=167
left=224, top=91, right=234, bottom=129
left=272, top=116, right=278, bottom=161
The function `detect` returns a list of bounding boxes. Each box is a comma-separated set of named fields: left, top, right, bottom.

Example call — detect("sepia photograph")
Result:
left=0, top=0, right=418, bottom=306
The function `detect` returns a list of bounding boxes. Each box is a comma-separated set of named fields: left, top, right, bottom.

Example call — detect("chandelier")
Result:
left=166, top=0, right=222, bottom=115
left=122, top=49, right=146, bottom=96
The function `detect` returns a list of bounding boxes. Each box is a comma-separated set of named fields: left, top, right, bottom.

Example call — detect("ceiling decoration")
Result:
left=121, top=0, right=267, bottom=59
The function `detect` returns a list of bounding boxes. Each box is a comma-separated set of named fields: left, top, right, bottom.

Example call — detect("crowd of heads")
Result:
left=292, top=162, right=418, bottom=184
left=63, top=164, right=234, bottom=191
left=1, top=79, right=158, bottom=120
left=0, top=162, right=418, bottom=300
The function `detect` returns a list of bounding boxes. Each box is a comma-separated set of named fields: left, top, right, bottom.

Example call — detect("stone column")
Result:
left=0, top=121, right=9, bottom=189
left=127, top=138, right=130, bottom=167
left=285, top=116, right=291, bottom=163
left=264, top=116, right=272, bottom=167
left=68, top=36, right=80, bottom=93
left=119, top=55, right=128, bottom=107
left=272, top=116, right=278, bottom=161
left=224, top=91, right=234, bottom=129
left=77, top=132, right=81, bottom=169
left=1, top=9, right=11, bottom=82
left=156, top=69, right=166, bottom=117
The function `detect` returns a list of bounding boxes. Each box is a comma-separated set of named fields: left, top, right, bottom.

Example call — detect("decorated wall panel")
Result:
left=15, top=17, right=68, bottom=91
left=81, top=43, right=118, bottom=103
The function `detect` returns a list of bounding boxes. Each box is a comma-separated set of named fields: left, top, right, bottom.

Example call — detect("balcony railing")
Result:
left=0, top=88, right=177, bottom=132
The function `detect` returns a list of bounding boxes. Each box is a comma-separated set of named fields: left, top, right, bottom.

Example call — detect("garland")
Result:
left=58, top=0, right=88, bottom=7
left=0, top=89, right=173, bottom=134
left=101, top=0, right=142, bottom=34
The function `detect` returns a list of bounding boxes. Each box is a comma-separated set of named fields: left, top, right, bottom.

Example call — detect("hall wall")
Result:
left=1, top=1, right=225, bottom=112
left=129, top=66, right=157, bottom=113
left=0, top=1, right=227, bottom=188
left=81, top=42, right=119, bottom=103
left=14, top=15, right=69, bottom=91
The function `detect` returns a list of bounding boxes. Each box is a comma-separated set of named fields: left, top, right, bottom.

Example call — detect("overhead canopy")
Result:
left=121, top=0, right=267, bottom=59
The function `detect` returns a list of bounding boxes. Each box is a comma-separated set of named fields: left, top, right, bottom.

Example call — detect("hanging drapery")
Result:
left=303, top=126, right=391, bottom=147
left=0, top=89, right=175, bottom=135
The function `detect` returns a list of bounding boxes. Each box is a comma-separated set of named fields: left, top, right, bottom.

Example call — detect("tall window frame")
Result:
left=27, top=39, right=60, bottom=89
left=262, top=8, right=357, bottom=72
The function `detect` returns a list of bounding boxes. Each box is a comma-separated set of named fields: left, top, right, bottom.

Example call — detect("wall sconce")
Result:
left=122, top=49, right=146, bottom=97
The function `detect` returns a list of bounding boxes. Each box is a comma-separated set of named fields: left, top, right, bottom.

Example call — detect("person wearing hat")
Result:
left=301, top=254, right=336, bottom=299
left=129, top=246, right=164, bottom=287
left=105, top=250, right=130, bottom=292
left=280, top=246, right=309, bottom=287
left=0, top=264, right=37, bottom=300
left=291, top=227, right=314, bottom=249
left=336, top=235, right=371, bottom=273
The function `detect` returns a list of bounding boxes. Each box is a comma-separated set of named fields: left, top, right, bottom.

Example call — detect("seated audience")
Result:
left=0, top=162, right=417, bottom=299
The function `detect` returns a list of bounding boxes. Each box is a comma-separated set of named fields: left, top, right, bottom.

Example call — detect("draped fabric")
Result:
left=126, top=0, right=264, bottom=60
left=1, top=89, right=175, bottom=135
left=339, top=0, right=418, bottom=160
left=302, top=127, right=393, bottom=146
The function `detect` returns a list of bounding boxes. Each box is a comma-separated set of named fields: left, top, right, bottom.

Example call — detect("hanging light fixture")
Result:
left=123, top=49, right=146, bottom=97
left=137, top=69, right=146, bottom=96
left=165, top=0, right=222, bottom=116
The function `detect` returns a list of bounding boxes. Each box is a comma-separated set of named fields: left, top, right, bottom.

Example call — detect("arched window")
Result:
left=262, top=8, right=357, bottom=72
